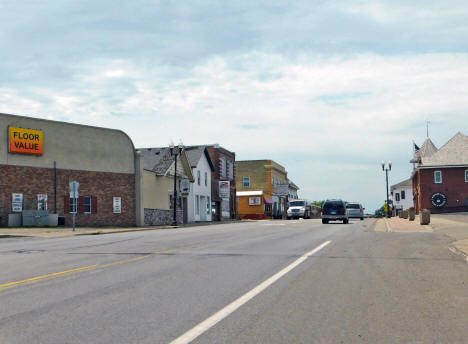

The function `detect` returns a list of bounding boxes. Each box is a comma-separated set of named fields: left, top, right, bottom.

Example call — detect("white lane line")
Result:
left=169, top=240, right=332, bottom=344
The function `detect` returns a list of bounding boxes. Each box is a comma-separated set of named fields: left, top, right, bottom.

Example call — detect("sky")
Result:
left=1, top=0, right=468, bottom=212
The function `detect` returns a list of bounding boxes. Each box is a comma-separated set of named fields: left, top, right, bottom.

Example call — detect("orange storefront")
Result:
left=236, top=191, right=273, bottom=219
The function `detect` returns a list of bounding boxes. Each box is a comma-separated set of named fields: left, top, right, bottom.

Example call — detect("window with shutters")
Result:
left=84, top=196, right=92, bottom=214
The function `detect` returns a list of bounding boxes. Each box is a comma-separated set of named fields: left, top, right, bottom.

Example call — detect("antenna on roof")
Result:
left=426, top=120, right=430, bottom=138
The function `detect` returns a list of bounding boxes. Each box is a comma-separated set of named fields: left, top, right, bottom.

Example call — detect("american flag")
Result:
left=414, top=142, right=420, bottom=154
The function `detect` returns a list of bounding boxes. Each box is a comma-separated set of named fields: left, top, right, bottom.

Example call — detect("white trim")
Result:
left=434, top=170, right=442, bottom=184
left=237, top=190, right=263, bottom=197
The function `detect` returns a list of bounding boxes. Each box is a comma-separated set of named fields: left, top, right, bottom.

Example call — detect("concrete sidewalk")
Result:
left=0, top=220, right=247, bottom=238
left=375, top=216, right=432, bottom=233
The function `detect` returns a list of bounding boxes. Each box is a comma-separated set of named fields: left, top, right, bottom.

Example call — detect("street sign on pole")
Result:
left=69, top=181, right=79, bottom=231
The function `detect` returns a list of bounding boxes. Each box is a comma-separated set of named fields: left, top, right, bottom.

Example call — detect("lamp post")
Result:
left=381, top=160, right=392, bottom=218
left=170, top=141, right=184, bottom=226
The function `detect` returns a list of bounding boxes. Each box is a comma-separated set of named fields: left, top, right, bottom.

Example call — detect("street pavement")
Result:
left=0, top=219, right=467, bottom=343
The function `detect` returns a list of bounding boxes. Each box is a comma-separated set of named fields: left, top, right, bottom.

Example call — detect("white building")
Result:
left=185, top=147, right=215, bottom=222
left=390, top=178, right=414, bottom=212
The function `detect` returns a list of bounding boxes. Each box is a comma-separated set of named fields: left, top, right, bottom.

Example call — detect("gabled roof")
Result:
left=184, top=146, right=215, bottom=171
left=139, top=147, right=194, bottom=181
left=390, top=178, right=412, bottom=191
left=410, top=137, right=438, bottom=163
left=420, top=132, right=468, bottom=167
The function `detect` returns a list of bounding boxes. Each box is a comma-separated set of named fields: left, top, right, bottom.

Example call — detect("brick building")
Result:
left=1, top=113, right=141, bottom=227
left=235, top=160, right=288, bottom=219
left=206, top=144, right=237, bottom=221
left=411, top=132, right=468, bottom=213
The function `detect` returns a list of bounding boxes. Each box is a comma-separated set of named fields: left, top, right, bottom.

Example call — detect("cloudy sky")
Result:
left=2, top=0, right=468, bottom=211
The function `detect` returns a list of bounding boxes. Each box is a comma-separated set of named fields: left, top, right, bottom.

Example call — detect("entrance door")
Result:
left=200, top=196, right=206, bottom=221
left=183, top=197, right=188, bottom=224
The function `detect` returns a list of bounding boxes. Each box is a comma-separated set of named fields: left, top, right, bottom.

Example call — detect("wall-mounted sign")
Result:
left=8, top=126, right=44, bottom=155
left=249, top=196, right=261, bottom=206
left=180, top=179, right=191, bottom=196
left=274, top=184, right=289, bottom=196
left=37, top=194, right=48, bottom=211
left=431, top=192, right=447, bottom=208
left=219, top=181, right=230, bottom=198
left=113, top=197, right=122, bottom=214
left=12, top=193, right=23, bottom=212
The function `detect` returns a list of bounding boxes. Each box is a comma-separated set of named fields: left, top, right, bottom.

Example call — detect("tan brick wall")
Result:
left=235, top=160, right=270, bottom=192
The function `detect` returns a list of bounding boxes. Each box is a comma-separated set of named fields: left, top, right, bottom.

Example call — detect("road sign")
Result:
left=69, top=181, right=80, bottom=198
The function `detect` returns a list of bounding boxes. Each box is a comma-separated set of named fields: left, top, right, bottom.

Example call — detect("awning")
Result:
left=264, top=196, right=273, bottom=204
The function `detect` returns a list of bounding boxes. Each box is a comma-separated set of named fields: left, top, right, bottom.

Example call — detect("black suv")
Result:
left=321, top=199, right=348, bottom=224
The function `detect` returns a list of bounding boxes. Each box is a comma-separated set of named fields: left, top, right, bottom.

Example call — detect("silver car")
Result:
left=346, top=202, right=364, bottom=220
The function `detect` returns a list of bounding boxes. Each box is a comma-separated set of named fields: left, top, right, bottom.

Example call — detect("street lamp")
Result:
left=170, top=141, right=184, bottom=226
left=381, top=160, right=392, bottom=218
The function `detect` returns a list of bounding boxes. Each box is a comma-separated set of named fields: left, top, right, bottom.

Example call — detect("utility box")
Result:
left=420, top=209, right=431, bottom=225
left=8, top=213, right=22, bottom=227
left=22, top=210, right=50, bottom=227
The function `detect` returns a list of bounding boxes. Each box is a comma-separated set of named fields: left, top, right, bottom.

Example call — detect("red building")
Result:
left=412, top=133, right=468, bottom=213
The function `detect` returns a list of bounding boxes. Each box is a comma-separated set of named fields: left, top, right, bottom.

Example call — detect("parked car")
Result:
left=287, top=200, right=311, bottom=219
left=321, top=199, right=348, bottom=224
left=346, top=202, right=364, bottom=220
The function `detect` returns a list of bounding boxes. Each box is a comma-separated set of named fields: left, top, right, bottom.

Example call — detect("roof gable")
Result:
left=421, top=132, right=468, bottom=166
left=185, top=146, right=215, bottom=171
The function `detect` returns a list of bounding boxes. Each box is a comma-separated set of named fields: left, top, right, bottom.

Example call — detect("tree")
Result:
left=312, top=200, right=324, bottom=208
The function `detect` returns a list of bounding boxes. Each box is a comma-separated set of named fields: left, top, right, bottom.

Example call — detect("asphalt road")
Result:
left=0, top=219, right=467, bottom=344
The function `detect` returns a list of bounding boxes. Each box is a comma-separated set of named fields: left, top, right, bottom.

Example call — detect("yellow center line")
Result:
left=0, top=248, right=181, bottom=292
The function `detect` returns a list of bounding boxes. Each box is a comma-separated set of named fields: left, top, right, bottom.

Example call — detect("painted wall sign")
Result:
left=430, top=192, right=447, bottom=208
left=8, top=126, right=44, bottom=155
left=249, top=196, right=261, bottom=206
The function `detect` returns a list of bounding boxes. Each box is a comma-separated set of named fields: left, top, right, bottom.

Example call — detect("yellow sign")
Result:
left=9, top=126, right=44, bottom=155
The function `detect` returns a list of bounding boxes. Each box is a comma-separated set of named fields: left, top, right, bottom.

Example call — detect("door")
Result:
left=183, top=197, right=188, bottom=224
left=200, top=196, right=206, bottom=221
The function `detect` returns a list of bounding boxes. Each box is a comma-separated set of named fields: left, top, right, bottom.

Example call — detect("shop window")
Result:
left=465, top=170, right=468, bottom=183
left=401, top=190, right=406, bottom=199
left=243, top=177, right=250, bottom=188
left=84, top=196, right=92, bottom=214
left=434, top=171, right=442, bottom=184
left=66, top=196, right=97, bottom=214
left=169, top=194, right=182, bottom=209
left=395, top=193, right=400, bottom=202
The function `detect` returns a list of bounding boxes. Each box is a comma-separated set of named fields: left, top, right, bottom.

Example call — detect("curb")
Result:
left=448, top=245, right=468, bottom=262
left=383, top=218, right=392, bottom=232
left=0, top=220, right=253, bottom=238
